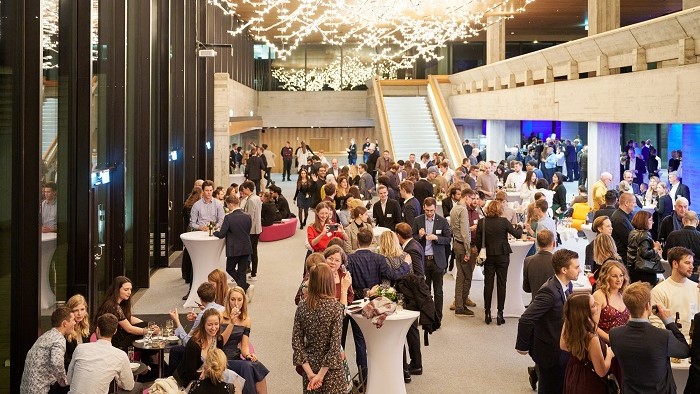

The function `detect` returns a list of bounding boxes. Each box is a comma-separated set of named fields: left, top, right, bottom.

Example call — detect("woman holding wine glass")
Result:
left=221, top=286, right=270, bottom=394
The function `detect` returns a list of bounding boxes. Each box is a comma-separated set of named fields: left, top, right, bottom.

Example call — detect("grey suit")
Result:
left=610, top=319, right=689, bottom=393
left=523, top=250, right=554, bottom=294
left=243, top=194, right=262, bottom=278
left=359, top=172, right=375, bottom=198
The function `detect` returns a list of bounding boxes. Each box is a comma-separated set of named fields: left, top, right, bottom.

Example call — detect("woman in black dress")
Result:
left=294, top=169, right=312, bottom=229
left=550, top=172, right=567, bottom=218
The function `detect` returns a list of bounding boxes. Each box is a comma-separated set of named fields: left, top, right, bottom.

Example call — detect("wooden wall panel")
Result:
left=249, top=127, right=378, bottom=172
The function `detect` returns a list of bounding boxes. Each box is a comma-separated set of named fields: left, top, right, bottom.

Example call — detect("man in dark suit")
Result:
left=413, top=168, right=434, bottom=207
left=611, top=193, right=635, bottom=268
left=686, top=311, right=700, bottom=393
left=244, top=148, right=266, bottom=195
left=373, top=185, right=401, bottom=231
left=663, top=211, right=700, bottom=280
left=412, top=197, right=452, bottom=322
left=620, top=170, right=641, bottom=194
left=610, top=282, right=690, bottom=393
left=523, top=229, right=556, bottom=295
left=441, top=187, right=461, bottom=218
left=624, top=148, right=646, bottom=185
left=593, top=190, right=618, bottom=221
left=669, top=171, right=691, bottom=206
left=659, top=197, right=695, bottom=243
left=214, top=195, right=253, bottom=298
left=400, top=180, right=421, bottom=226
left=269, top=185, right=292, bottom=219
left=396, top=222, right=425, bottom=379
left=516, top=249, right=580, bottom=394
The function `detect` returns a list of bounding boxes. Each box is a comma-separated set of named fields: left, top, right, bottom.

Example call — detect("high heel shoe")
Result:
left=484, top=311, right=492, bottom=325
left=497, top=311, right=505, bottom=325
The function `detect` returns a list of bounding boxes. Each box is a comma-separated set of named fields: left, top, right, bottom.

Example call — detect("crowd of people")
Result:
left=25, top=134, right=700, bottom=393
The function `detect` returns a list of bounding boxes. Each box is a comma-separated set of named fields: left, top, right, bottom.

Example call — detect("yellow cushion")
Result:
left=572, top=203, right=591, bottom=221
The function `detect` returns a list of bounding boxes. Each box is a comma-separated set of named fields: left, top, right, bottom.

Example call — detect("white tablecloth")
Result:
left=557, top=236, right=588, bottom=268
left=41, top=233, right=58, bottom=309
left=671, top=358, right=690, bottom=394
left=181, top=231, right=226, bottom=308
left=557, top=226, right=579, bottom=243
left=506, top=192, right=521, bottom=202
left=228, top=174, right=246, bottom=186
left=484, top=240, right=534, bottom=318
left=348, top=309, right=419, bottom=394
left=580, top=224, right=597, bottom=241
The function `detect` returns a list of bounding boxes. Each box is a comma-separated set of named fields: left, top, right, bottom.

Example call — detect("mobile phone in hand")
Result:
left=327, top=224, right=339, bottom=231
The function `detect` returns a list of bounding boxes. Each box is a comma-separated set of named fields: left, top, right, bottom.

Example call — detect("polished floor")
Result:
left=134, top=173, right=552, bottom=393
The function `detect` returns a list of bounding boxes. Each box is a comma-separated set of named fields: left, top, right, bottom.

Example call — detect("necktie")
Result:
left=565, top=282, right=573, bottom=297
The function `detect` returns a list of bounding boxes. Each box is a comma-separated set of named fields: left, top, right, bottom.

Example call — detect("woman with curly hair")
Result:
left=560, top=294, right=614, bottom=393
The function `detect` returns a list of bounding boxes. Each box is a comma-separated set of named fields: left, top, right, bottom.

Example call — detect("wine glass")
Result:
left=165, top=319, right=174, bottom=338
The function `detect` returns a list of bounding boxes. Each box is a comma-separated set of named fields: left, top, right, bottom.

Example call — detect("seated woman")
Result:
left=260, top=192, right=282, bottom=227
left=50, top=294, right=91, bottom=394
left=221, top=287, right=270, bottom=394
left=188, top=349, right=235, bottom=394
left=174, top=308, right=239, bottom=387
left=208, top=269, right=229, bottom=306
left=94, top=276, right=157, bottom=350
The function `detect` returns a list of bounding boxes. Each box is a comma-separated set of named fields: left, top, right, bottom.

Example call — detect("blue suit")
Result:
left=412, top=213, right=451, bottom=321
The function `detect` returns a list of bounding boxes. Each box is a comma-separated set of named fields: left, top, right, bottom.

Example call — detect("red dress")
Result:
left=597, top=293, right=630, bottom=387
left=563, top=336, right=609, bottom=394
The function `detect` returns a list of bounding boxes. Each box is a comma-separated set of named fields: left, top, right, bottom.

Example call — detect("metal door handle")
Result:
left=169, top=200, right=173, bottom=211
left=93, top=244, right=104, bottom=265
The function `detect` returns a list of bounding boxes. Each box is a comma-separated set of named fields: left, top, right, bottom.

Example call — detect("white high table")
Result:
left=672, top=358, right=690, bottom=393
left=580, top=224, right=597, bottom=241
left=348, top=308, right=419, bottom=394
left=41, top=233, right=58, bottom=309
left=485, top=240, right=534, bottom=318
left=180, top=231, right=226, bottom=308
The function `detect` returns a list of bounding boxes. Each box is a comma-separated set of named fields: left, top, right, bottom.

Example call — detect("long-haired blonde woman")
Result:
left=560, top=294, right=614, bottom=393
left=378, top=231, right=412, bottom=287
left=221, top=287, right=269, bottom=394
left=188, top=349, right=234, bottom=393
left=208, top=269, right=229, bottom=306
left=292, top=264, right=345, bottom=393
left=63, top=294, right=90, bottom=373
left=348, top=165, right=360, bottom=187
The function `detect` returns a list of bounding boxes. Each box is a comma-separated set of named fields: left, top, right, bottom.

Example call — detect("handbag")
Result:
left=476, top=218, right=486, bottom=266
left=634, top=239, right=665, bottom=273
left=584, top=359, right=620, bottom=394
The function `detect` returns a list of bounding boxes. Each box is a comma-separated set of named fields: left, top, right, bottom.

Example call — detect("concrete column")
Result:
left=684, top=0, right=700, bottom=9
left=213, top=73, right=231, bottom=188
left=588, top=0, right=620, bottom=36
left=682, top=124, right=700, bottom=207
left=486, top=16, right=505, bottom=64
left=587, top=122, right=621, bottom=203
left=486, top=120, right=506, bottom=162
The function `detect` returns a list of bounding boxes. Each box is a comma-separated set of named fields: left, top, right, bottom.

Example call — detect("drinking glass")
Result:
left=363, top=288, right=370, bottom=300
left=166, top=319, right=174, bottom=332
left=396, top=293, right=404, bottom=311
left=127, top=346, right=134, bottom=362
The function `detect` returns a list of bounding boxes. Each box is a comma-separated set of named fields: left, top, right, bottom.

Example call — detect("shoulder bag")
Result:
left=476, top=218, right=487, bottom=266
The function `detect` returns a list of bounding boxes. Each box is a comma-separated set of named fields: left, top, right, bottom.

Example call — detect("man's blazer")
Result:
left=402, top=197, right=421, bottom=226
left=373, top=199, right=401, bottom=231
left=402, top=238, right=425, bottom=277
left=214, top=210, right=253, bottom=257
left=411, top=214, right=452, bottom=270
left=413, top=179, right=434, bottom=207
left=672, top=183, right=691, bottom=206
left=516, top=276, right=567, bottom=369
left=610, top=320, right=689, bottom=394
left=523, top=250, right=554, bottom=294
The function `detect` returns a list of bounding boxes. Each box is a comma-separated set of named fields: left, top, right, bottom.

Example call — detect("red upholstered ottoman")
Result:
left=259, top=218, right=298, bottom=242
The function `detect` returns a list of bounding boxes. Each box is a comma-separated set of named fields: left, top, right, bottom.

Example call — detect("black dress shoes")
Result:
left=497, top=311, right=505, bottom=325
left=484, top=311, right=492, bottom=325
left=528, top=366, right=538, bottom=390
left=404, top=369, right=411, bottom=383
left=409, top=367, right=422, bottom=375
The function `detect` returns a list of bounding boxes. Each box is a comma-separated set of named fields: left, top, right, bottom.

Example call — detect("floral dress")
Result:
left=292, top=298, right=345, bottom=394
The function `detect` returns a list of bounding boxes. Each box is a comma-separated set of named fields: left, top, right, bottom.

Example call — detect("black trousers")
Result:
left=483, top=257, right=509, bottom=312
left=283, top=158, right=293, bottom=180
left=578, top=170, right=587, bottom=187
left=226, top=255, right=251, bottom=291
left=537, top=351, right=568, bottom=394
left=342, top=315, right=368, bottom=382
left=424, top=257, right=444, bottom=321
left=403, top=321, right=422, bottom=369
left=181, top=248, right=192, bottom=283
left=264, top=167, right=273, bottom=185
left=250, top=179, right=261, bottom=194
left=250, top=234, right=260, bottom=276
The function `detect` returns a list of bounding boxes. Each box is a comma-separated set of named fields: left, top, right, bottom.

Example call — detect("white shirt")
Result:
left=67, top=339, right=135, bottom=393
left=649, top=277, right=700, bottom=336
left=505, top=171, right=526, bottom=190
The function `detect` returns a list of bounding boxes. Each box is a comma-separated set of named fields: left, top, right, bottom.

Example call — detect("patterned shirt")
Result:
left=20, top=328, right=68, bottom=394
left=41, top=199, right=57, bottom=230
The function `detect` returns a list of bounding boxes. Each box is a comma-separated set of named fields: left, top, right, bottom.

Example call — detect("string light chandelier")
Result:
left=272, top=55, right=398, bottom=91
left=212, top=0, right=535, bottom=67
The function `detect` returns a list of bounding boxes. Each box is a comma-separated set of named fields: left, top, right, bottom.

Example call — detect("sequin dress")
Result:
left=597, top=292, right=630, bottom=386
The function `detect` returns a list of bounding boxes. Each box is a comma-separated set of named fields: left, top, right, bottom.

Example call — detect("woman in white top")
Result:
left=519, top=170, right=538, bottom=205
left=296, top=143, right=311, bottom=171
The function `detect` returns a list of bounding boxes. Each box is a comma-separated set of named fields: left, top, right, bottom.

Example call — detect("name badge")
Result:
left=387, top=214, right=392, bottom=218
left=436, top=230, right=442, bottom=234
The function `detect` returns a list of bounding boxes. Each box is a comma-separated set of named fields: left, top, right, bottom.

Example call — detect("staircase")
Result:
left=383, top=96, right=444, bottom=163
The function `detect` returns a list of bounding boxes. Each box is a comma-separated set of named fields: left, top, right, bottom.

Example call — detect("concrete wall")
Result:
left=258, top=91, right=374, bottom=128
left=449, top=63, right=700, bottom=124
